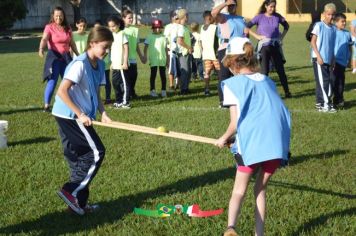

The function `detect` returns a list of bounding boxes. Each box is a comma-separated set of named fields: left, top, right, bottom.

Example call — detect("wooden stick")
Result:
left=92, top=121, right=216, bottom=145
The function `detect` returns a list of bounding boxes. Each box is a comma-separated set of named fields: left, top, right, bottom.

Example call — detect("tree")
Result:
left=69, top=0, right=82, bottom=25
left=0, top=0, right=27, bottom=31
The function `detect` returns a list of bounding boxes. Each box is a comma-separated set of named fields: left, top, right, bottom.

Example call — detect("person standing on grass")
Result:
left=350, top=14, right=356, bottom=74
left=107, top=16, right=130, bottom=109
left=331, top=13, right=352, bottom=109
left=247, top=0, right=292, bottom=99
left=122, top=9, right=145, bottom=99
left=200, top=10, right=220, bottom=96
left=52, top=26, right=113, bottom=215
left=212, top=0, right=248, bottom=108
left=164, top=10, right=180, bottom=92
left=143, top=19, right=168, bottom=98
left=94, top=20, right=112, bottom=104
left=72, top=17, right=88, bottom=59
left=190, top=22, right=204, bottom=82
left=39, top=6, right=79, bottom=112
left=215, top=37, right=291, bottom=236
left=176, top=8, right=193, bottom=95
left=310, top=3, right=337, bottom=113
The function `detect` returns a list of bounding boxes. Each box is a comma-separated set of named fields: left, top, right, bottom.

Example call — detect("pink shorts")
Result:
left=237, top=159, right=281, bottom=175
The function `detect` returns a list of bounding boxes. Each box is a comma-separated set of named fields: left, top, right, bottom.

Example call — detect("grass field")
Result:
left=0, top=23, right=355, bottom=236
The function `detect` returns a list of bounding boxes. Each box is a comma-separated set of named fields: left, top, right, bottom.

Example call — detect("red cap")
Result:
left=152, top=19, right=163, bottom=29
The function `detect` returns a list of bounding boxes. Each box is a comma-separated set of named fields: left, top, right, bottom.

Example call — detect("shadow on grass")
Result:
left=284, top=65, right=313, bottom=72
left=8, top=136, right=56, bottom=146
left=0, top=107, right=42, bottom=115
left=291, top=207, right=356, bottom=236
left=290, top=149, right=349, bottom=166
left=1, top=166, right=355, bottom=235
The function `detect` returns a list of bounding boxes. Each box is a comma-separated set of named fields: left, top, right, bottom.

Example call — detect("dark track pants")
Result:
left=128, top=63, right=138, bottom=97
left=218, top=49, right=233, bottom=104
left=312, top=59, right=332, bottom=107
left=260, top=45, right=290, bottom=94
left=55, top=117, right=105, bottom=208
left=331, top=63, right=346, bottom=104
left=112, top=69, right=130, bottom=104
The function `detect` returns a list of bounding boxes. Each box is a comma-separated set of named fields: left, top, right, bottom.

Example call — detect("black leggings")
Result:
left=260, top=45, right=290, bottom=94
left=150, top=66, right=167, bottom=91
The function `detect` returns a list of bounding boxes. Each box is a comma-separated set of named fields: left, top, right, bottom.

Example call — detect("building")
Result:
left=12, top=0, right=356, bottom=30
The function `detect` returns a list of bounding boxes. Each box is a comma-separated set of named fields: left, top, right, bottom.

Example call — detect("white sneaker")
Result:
left=161, top=90, right=167, bottom=97
left=150, top=90, right=158, bottom=97
left=113, top=102, right=123, bottom=109
left=121, top=103, right=131, bottom=109
left=352, top=69, right=356, bottom=74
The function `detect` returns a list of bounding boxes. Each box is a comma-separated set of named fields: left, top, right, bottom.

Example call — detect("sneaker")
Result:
left=352, top=69, right=356, bottom=74
left=223, top=227, right=239, bottom=236
left=57, top=189, right=85, bottom=215
left=121, top=103, right=131, bottom=109
left=335, top=101, right=344, bottom=110
left=67, top=203, right=100, bottom=214
left=113, top=102, right=123, bottom=109
left=43, top=106, right=51, bottom=113
left=204, top=89, right=210, bottom=96
left=315, top=103, right=322, bottom=110
left=161, top=90, right=167, bottom=97
left=150, top=90, right=158, bottom=97
left=285, top=92, right=292, bottom=98
left=318, top=105, right=337, bottom=113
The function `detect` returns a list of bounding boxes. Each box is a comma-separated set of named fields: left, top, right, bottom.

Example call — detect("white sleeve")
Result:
left=177, top=25, right=184, bottom=37
left=223, top=86, right=238, bottom=106
left=123, top=34, right=128, bottom=44
left=64, top=61, right=84, bottom=84
left=311, top=23, right=320, bottom=36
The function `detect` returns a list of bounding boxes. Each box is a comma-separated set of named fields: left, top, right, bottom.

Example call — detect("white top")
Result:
left=201, top=24, right=217, bottom=60
left=192, top=32, right=202, bottom=59
left=111, top=31, right=128, bottom=69
left=165, top=23, right=180, bottom=53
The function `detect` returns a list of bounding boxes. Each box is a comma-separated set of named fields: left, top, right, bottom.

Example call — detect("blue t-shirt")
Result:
left=311, top=21, right=336, bottom=65
left=221, top=73, right=291, bottom=166
left=217, top=13, right=246, bottom=50
left=334, top=29, right=352, bottom=67
left=52, top=53, right=105, bottom=120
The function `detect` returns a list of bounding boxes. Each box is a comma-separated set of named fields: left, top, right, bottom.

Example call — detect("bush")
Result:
left=0, top=0, right=27, bottom=31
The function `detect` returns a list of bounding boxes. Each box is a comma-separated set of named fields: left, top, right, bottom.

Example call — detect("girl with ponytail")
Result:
left=215, top=37, right=291, bottom=236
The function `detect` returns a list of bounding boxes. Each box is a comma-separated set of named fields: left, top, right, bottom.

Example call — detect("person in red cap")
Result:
left=142, top=19, right=168, bottom=97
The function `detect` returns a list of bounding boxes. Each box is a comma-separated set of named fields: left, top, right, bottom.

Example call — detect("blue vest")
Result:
left=52, top=53, right=105, bottom=119
left=334, top=29, right=352, bottom=67
left=222, top=74, right=291, bottom=166
left=312, top=22, right=336, bottom=65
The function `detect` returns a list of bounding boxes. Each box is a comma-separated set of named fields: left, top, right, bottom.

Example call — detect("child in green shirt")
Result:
left=72, top=17, right=88, bottom=58
left=143, top=19, right=168, bottom=97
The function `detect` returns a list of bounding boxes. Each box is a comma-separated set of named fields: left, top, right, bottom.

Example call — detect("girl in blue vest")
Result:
left=51, top=26, right=113, bottom=215
left=215, top=37, right=291, bottom=236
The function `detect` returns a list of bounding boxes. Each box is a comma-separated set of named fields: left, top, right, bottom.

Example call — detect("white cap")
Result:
left=226, top=37, right=250, bottom=55
left=222, top=37, right=251, bottom=62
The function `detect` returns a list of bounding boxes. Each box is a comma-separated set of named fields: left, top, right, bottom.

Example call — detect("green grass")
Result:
left=0, top=23, right=355, bottom=235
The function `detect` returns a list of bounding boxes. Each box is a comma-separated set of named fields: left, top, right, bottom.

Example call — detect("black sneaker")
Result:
left=204, top=89, right=210, bottom=96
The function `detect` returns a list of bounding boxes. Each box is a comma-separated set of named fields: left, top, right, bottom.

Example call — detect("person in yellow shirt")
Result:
left=72, top=17, right=88, bottom=59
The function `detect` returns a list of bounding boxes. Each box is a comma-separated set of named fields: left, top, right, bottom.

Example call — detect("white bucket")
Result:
left=0, top=120, right=8, bottom=149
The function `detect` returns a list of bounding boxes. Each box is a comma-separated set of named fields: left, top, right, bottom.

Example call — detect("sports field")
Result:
left=0, top=23, right=355, bottom=235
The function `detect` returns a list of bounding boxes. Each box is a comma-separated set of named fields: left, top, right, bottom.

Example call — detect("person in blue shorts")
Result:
left=215, top=37, right=291, bottom=236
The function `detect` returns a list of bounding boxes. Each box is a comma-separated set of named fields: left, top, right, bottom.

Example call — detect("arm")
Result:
left=136, top=42, right=144, bottom=63
left=38, top=32, right=49, bottom=58
left=310, top=34, right=324, bottom=65
left=142, top=44, right=148, bottom=64
left=279, top=18, right=289, bottom=41
left=215, top=105, right=238, bottom=148
left=122, top=43, right=129, bottom=70
left=70, top=38, right=80, bottom=56
left=350, top=23, right=356, bottom=38
left=211, top=0, right=235, bottom=21
left=247, top=28, right=265, bottom=41
left=177, top=36, right=193, bottom=53
left=57, top=79, right=92, bottom=126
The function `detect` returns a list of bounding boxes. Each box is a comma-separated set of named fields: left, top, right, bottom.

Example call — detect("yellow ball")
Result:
left=157, top=126, right=169, bottom=133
